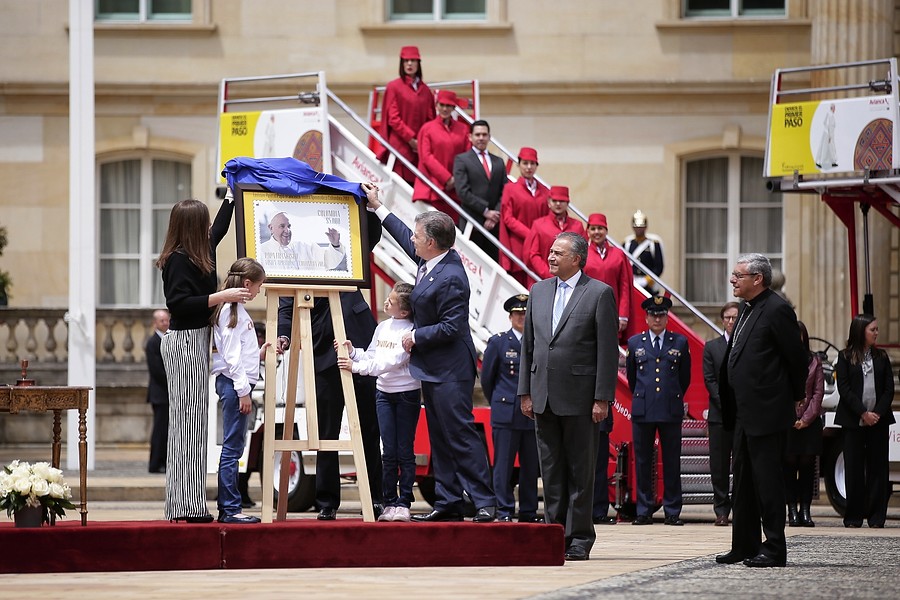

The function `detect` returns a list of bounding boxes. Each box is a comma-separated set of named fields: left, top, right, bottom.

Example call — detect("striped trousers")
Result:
left=161, top=327, right=211, bottom=520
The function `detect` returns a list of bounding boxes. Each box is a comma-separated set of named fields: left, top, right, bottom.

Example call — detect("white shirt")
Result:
left=349, top=317, right=420, bottom=393
left=212, top=303, right=260, bottom=398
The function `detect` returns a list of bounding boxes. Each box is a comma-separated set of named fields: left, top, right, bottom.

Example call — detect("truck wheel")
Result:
left=822, top=435, right=848, bottom=516
left=272, top=450, right=316, bottom=513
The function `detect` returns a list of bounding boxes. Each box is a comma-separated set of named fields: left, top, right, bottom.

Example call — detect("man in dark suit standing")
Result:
left=362, top=182, right=497, bottom=523
left=626, top=296, right=691, bottom=526
left=716, top=253, right=806, bottom=568
left=453, top=119, right=507, bottom=261
left=481, top=293, right=541, bottom=523
left=276, top=210, right=385, bottom=520
left=518, top=232, right=619, bottom=561
left=703, top=301, right=739, bottom=526
left=146, top=309, right=170, bottom=474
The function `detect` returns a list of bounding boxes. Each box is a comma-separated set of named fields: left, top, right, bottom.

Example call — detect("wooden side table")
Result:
left=0, top=386, right=91, bottom=525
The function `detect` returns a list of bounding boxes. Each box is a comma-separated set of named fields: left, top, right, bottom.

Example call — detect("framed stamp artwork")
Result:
left=233, top=183, right=371, bottom=287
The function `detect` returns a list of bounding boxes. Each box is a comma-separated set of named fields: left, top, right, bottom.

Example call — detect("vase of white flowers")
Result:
left=0, top=460, right=76, bottom=527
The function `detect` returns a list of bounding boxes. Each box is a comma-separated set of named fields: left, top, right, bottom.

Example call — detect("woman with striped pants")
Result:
left=156, top=192, right=248, bottom=522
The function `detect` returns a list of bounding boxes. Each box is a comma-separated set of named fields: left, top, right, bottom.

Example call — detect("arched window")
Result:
left=98, top=156, right=190, bottom=306
left=683, top=154, right=783, bottom=305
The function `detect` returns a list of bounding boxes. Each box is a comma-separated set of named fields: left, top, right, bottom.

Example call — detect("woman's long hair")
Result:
left=156, top=199, right=213, bottom=273
left=842, top=313, right=883, bottom=365
left=212, top=257, right=266, bottom=329
left=798, top=320, right=813, bottom=365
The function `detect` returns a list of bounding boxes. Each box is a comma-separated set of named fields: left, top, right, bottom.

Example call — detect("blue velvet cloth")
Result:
left=222, top=157, right=364, bottom=203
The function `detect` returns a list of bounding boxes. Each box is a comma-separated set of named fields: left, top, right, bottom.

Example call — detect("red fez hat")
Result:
left=549, top=185, right=570, bottom=202
left=588, top=213, right=608, bottom=228
left=436, top=89, right=461, bottom=106
left=399, top=46, right=421, bottom=60
left=518, top=147, right=539, bottom=163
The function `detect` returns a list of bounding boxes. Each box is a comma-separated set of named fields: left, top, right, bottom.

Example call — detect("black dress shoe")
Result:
left=632, top=515, right=653, bottom=525
left=317, top=508, right=337, bottom=521
left=410, top=509, right=463, bottom=522
left=149, top=467, right=166, bottom=474
left=664, top=515, right=684, bottom=526
left=219, top=514, right=261, bottom=524
left=844, top=521, right=862, bottom=528
left=564, top=547, right=589, bottom=561
left=593, top=515, right=617, bottom=524
left=715, top=551, right=746, bottom=564
left=497, top=515, right=513, bottom=522
left=473, top=506, right=496, bottom=523
left=519, top=514, right=545, bottom=523
left=743, top=553, right=785, bottom=568
left=172, top=514, right=214, bottom=524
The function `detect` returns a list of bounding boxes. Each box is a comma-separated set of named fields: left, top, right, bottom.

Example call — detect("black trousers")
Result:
left=314, top=365, right=383, bottom=510
left=708, top=422, right=733, bottom=518
left=148, top=402, right=168, bottom=472
left=730, top=426, right=787, bottom=562
left=843, top=424, right=890, bottom=527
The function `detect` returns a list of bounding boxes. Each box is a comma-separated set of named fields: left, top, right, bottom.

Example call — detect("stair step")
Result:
left=682, top=492, right=715, bottom=505
left=681, top=437, right=709, bottom=455
left=681, top=420, right=707, bottom=437
left=681, top=455, right=711, bottom=473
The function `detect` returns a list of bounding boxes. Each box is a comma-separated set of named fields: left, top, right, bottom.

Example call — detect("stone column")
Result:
left=797, top=0, right=897, bottom=345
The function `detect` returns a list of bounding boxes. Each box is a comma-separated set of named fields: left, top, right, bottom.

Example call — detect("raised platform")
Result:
left=0, top=519, right=564, bottom=573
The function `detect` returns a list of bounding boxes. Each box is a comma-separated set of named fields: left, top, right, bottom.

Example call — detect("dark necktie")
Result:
left=415, top=263, right=427, bottom=285
left=653, top=337, right=661, bottom=353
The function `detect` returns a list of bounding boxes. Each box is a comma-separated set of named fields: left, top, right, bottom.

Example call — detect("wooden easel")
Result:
left=260, top=283, right=374, bottom=523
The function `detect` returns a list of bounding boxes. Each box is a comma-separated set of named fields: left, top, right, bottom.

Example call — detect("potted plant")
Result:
left=0, top=225, right=10, bottom=305
left=0, top=460, right=75, bottom=526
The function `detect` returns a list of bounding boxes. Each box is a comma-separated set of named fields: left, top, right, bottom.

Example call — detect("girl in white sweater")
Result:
left=211, top=257, right=267, bottom=524
left=337, top=282, right=421, bottom=522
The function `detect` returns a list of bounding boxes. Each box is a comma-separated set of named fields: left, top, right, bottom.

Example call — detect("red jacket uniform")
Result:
left=584, top=241, right=631, bottom=320
left=380, top=76, right=435, bottom=184
left=523, top=214, right=586, bottom=284
left=499, top=177, right=549, bottom=276
left=413, top=116, right=470, bottom=222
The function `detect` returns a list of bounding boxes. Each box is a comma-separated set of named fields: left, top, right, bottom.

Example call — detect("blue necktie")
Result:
left=552, top=282, right=568, bottom=333
left=653, top=337, right=661, bottom=353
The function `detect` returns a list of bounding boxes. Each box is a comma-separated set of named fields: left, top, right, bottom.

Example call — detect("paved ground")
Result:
left=1, top=444, right=898, bottom=599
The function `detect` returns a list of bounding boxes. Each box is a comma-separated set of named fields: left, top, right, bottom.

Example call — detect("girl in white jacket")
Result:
left=211, top=257, right=267, bottom=524
left=337, top=282, right=420, bottom=522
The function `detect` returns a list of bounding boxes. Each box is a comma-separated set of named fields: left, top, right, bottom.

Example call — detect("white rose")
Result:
left=46, top=467, right=65, bottom=485
left=31, top=462, right=52, bottom=482
left=31, top=478, right=50, bottom=497
left=10, top=464, right=31, bottom=482
left=12, top=477, right=32, bottom=496
left=48, top=483, right=67, bottom=499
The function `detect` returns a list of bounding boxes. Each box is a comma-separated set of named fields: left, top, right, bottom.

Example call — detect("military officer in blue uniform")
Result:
left=481, top=294, right=541, bottom=522
left=626, top=295, right=691, bottom=525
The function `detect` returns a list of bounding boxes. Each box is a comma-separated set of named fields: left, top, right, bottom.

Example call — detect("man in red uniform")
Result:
left=412, top=89, right=470, bottom=223
left=499, top=147, right=549, bottom=286
left=523, top=185, right=586, bottom=286
left=379, top=45, right=435, bottom=185
left=583, top=213, right=631, bottom=335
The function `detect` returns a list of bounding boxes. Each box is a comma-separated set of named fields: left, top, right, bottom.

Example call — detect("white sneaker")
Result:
left=391, top=506, right=411, bottom=522
left=378, top=506, right=396, bottom=522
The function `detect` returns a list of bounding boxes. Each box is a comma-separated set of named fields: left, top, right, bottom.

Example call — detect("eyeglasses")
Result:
left=722, top=315, right=738, bottom=322
left=731, top=272, right=758, bottom=280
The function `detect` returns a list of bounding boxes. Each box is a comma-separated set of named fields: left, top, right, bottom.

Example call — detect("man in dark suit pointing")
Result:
left=518, top=232, right=620, bottom=561
left=716, top=253, right=806, bottom=568
left=362, top=182, right=497, bottom=523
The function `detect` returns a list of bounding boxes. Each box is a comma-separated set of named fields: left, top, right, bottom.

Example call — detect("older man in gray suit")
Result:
left=518, top=231, right=620, bottom=561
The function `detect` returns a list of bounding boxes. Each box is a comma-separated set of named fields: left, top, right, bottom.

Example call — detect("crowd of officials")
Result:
left=146, top=46, right=895, bottom=565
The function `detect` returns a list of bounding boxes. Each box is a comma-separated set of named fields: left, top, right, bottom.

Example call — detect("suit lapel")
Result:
left=729, top=295, right=766, bottom=364
left=551, top=275, right=587, bottom=340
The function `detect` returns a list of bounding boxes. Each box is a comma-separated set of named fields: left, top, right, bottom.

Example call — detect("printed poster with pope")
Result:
left=766, top=95, right=897, bottom=177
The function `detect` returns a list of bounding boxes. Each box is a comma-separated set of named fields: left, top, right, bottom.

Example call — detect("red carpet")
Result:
left=0, top=520, right=564, bottom=573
